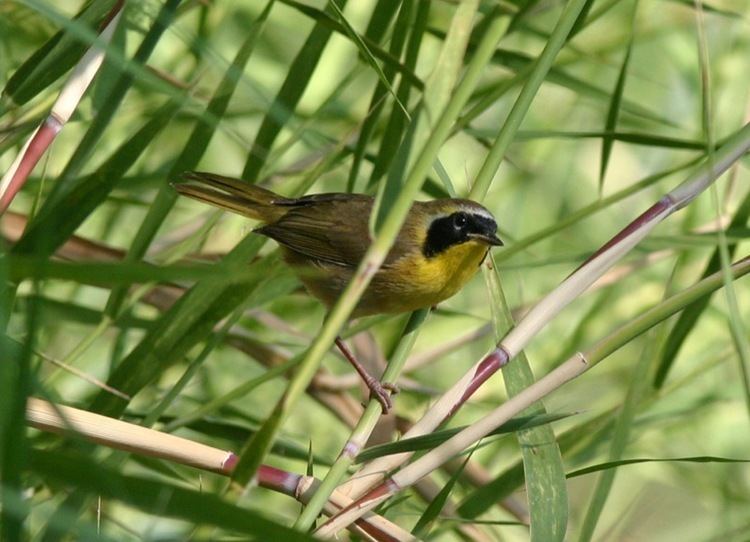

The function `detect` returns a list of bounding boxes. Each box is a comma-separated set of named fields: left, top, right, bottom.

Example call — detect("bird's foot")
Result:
left=365, top=378, right=399, bottom=414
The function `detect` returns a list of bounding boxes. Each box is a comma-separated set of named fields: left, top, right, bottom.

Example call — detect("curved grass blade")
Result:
left=278, top=0, right=423, bottom=90
left=2, top=0, right=121, bottom=107
left=568, top=456, right=750, bottom=478
left=346, top=0, right=410, bottom=193
left=485, top=257, right=568, bottom=542
left=600, top=5, right=636, bottom=191
left=356, top=412, right=572, bottom=462
left=411, top=450, right=473, bottom=539
left=327, top=0, right=407, bottom=117
left=242, top=0, right=348, bottom=182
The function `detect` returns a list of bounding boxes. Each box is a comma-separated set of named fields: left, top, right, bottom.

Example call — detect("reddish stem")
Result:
left=449, top=346, right=510, bottom=417
left=0, top=118, right=61, bottom=214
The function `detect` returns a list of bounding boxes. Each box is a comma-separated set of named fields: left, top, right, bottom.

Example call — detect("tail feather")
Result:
left=173, top=171, right=287, bottom=222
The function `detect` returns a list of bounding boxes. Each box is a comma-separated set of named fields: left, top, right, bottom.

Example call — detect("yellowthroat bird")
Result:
left=174, top=172, right=503, bottom=411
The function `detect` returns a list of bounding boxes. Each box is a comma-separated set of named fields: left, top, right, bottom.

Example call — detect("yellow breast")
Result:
left=404, top=240, right=488, bottom=297
left=370, top=239, right=489, bottom=314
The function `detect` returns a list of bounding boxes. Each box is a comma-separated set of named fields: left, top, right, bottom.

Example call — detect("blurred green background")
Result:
left=1, top=0, right=750, bottom=540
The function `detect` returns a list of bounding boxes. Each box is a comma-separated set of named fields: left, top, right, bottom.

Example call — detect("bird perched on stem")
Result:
left=174, top=172, right=503, bottom=412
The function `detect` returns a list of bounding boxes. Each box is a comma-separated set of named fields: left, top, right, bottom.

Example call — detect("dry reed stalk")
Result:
left=24, top=397, right=413, bottom=541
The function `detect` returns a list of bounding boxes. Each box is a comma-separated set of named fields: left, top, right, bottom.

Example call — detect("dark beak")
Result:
left=469, top=232, right=504, bottom=247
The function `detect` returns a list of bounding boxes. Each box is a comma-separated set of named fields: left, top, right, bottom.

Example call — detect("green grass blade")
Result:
left=29, top=449, right=318, bottom=540
left=0, top=288, right=36, bottom=539
left=411, top=451, right=472, bottom=538
left=327, top=1, right=407, bottom=118
left=485, top=256, right=568, bottom=541
left=17, top=295, right=152, bottom=330
left=346, top=0, right=408, bottom=192
left=91, top=11, right=127, bottom=113
left=13, top=99, right=180, bottom=258
left=568, top=0, right=596, bottom=37
left=278, top=0, right=423, bottom=91
left=366, top=0, right=429, bottom=189
left=568, top=456, right=750, bottom=478
left=666, top=0, right=744, bottom=17
left=2, top=0, right=120, bottom=107
left=510, top=129, right=706, bottom=149
left=356, top=412, right=572, bottom=462
left=242, top=0, right=347, bottom=182
left=599, top=5, right=636, bottom=191
left=43, top=0, right=180, bottom=209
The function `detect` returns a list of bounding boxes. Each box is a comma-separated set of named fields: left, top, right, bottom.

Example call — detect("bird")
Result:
left=173, top=172, right=503, bottom=412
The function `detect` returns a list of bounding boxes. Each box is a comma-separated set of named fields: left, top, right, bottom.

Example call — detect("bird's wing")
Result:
left=256, top=196, right=374, bottom=267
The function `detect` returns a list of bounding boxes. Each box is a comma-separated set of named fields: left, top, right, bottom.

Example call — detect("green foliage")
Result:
left=1, top=0, right=749, bottom=540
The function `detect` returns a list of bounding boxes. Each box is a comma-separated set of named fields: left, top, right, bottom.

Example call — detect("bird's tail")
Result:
left=173, top=171, right=289, bottom=222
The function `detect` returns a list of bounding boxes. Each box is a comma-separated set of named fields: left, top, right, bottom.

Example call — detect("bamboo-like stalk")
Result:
left=27, top=398, right=236, bottom=474
left=0, top=4, right=123, bottom=214
left=294, top=310, right=429, bottom=529
left=24, top=398, right=413, bottom=542
left=335, top=121, right=750, bottom=502
left=317, top=255, right=750, bottom=536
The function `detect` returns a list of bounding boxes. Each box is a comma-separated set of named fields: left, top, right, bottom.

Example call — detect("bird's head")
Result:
left=421, top=200, right=503, bottom=258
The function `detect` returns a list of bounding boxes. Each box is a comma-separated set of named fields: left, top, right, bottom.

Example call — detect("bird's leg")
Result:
left=334, top=336, right=398, bottom=413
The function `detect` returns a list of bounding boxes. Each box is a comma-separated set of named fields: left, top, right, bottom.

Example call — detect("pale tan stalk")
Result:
left=27, top=397, right=235, bottom=473
left=318, top=357, right=590, bottom=536
left=24, top=398, right=412, bottom=541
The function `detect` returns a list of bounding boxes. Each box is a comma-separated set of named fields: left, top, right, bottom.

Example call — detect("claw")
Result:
left=334, top=336, right=397, bottom=414
left=368, top=380, right=394, bottom=413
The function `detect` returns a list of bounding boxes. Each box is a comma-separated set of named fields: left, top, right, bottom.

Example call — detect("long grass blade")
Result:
left=485, top=256, right=568, bottom=541
left=242, top=0, right=347, bottom=181
left=599, top=2, right=636, bottom=191
left=2, top=0, right=121, bottom=107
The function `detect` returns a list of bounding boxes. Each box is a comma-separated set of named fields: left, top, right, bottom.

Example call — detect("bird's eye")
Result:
left=453, top=213, right=467, bottom=229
